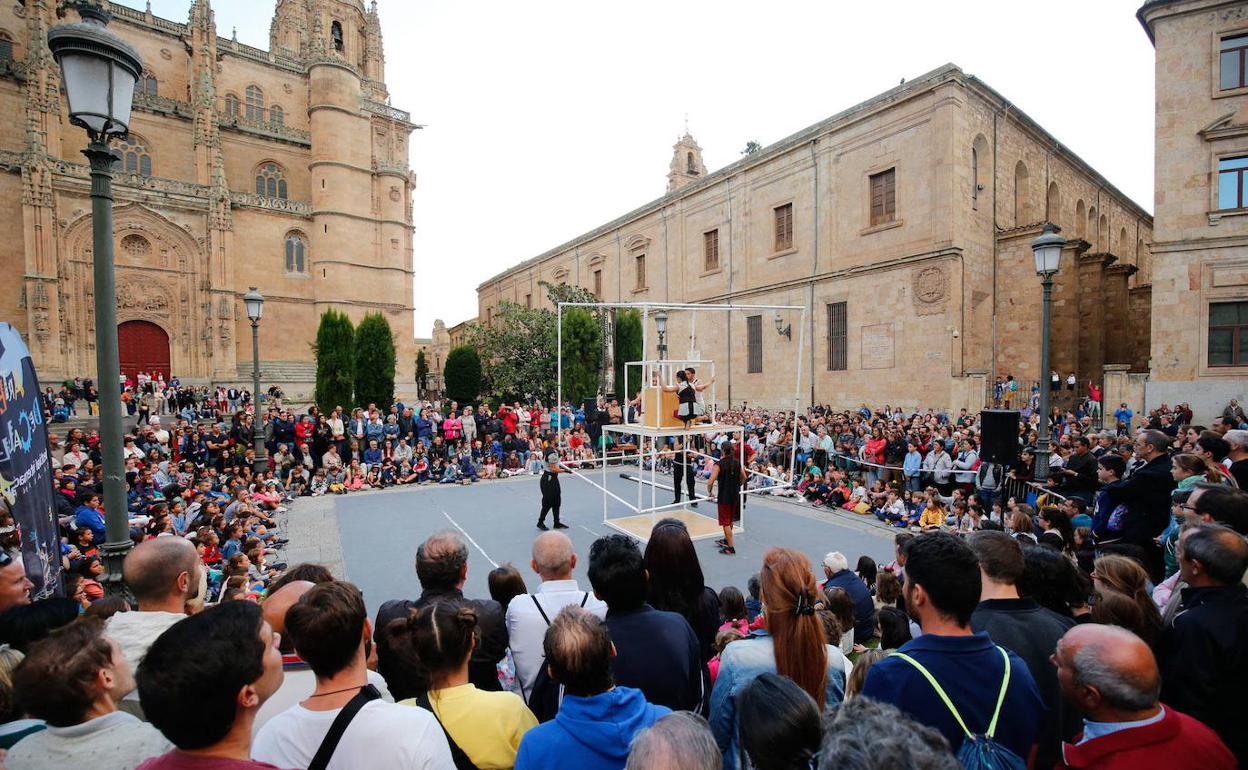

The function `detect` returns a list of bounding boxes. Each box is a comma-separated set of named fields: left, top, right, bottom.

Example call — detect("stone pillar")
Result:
left=1102, top=364, right=1136, bottom=431
left=1128, top=285, right=1152, bottom=372
left=1077, top=253, right=1114, bottom=387
left=1103, top=263, right=1137, bottom=368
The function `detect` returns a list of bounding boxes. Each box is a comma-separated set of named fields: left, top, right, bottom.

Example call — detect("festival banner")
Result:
left=0, top=323, right=61, bottom=599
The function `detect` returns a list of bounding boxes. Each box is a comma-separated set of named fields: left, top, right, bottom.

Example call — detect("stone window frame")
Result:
left=0, top=31, right=14, bottom=63
left=1198, top=258, right=1248, bottom=376
left=1214, top=26, right=1248, bottom=99
left=139, top=69, right=158, bottom=97
left=255, top=161, right=289, bottom=200
left=244, top=84, right=265, bottom=122
left=827, top=301, right=848, bottom=371
left=269, top=104, right=284, bottom=128
left=116, top=134, right=152, bottom=177
left=772, top=201, right=794, bottom=255
left=703, top=228, right=720, bottom=273
left=746, top=314, right=763, bottom=373
left=1208, top=300, right=1248, bottom=367
left=224, top=92, right=240, bottom=118
left=862, top=164, right=903, bottom=235
left=284, top=231, right=308, bottom=274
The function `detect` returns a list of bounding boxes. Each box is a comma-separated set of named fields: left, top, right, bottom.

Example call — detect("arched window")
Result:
left=0, top=32, right=16, bottom=63
left=1088, top=206, right=1097, bottom=246
left=285, top=233, right=306, bottom=273
left=255, top=162, right=287, bottom=200
left=116, top=136, right=152, bottom=177
left=687, top=151, right=697, bottom=174
left=1075, top=200, right=1086, bottom=239
left=1013, top=160, right=1030, bottom=226
left=1099, top=214, right=1108, bottom=251
left=1119, top=227, right=1128, bottom=256
left=331, top=21, right=344, bottom=52
left=139, top=70, right=158, bottom=97
left=971, top=135, right=989, bottom=209
left=244, top=85, right=264, bottom=122
left=224, top=93, right=239, bottom=118
left=1047, top=182, right=1060, bottom=222
left=269, top=104, right=284, bottom=128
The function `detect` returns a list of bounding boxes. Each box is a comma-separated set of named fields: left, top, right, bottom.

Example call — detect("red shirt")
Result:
left=502, top=410, right=519, bottom=435
left=137, top=750, right=290, bottom=770
left=1058, top=706, right=1234, bottom=770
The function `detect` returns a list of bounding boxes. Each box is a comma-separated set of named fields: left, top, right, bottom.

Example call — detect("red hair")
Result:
left=760, top=547, right=829, bottom=708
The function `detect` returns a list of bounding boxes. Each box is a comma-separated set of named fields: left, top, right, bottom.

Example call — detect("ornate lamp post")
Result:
left=654, top=310, right=668, bottom=361
left=243, top=287, right=268, bottom=476
left=47, top=2, right=142, bottom=591
left=1031, top=223, right=1065, bottom=482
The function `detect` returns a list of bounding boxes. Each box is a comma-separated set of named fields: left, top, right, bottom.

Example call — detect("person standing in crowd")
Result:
left=707, top=442, right=742, bottom=555
left=710, top=547, right=851, bottom=770
left=253, top=581, right=453, bottom=769
left=1225, top=429, right=1248, bottom=489
left=670, top=438, right=697, bottom=508
left=134, top=602, right=283, bottom=770
left=8, top=618, right=171, bottom=769
left=0, top=550, right=32, bottom=616
left=1158, top=524, right=1248, bottom=764
left=1095, top=430, right=1175, bottom=581
left=643, top=520, right=721, bottom=663
left=107, top=538, right=202, bottom=685
left=514, top=605, right=669, bottom=770
left=587, top=534, right=706, bottom=713
left=1058, top=437, right=1099, bottom=503
left=537, top=450, right=567, bottom=530
left=1054, top=624, right=1235, bottom=769
left=505, top=531, right=606, bottom=700
left=375, top=531, right=509, bottom=692
left=820, top=551, right=875, bottom=645
left=968, top=531, right=1077, bottom=769
left=736, top=673, right=823, bottom=770
left=861, top=532, right=1043, bottom=762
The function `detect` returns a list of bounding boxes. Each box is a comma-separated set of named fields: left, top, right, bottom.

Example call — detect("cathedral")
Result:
left=0, top=0, right=418, bottom=399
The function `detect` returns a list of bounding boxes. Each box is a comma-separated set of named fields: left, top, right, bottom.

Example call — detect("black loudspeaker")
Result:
left=583, top=399, right=598, bottom=424
left=979, top=410, right=1020, bottom=465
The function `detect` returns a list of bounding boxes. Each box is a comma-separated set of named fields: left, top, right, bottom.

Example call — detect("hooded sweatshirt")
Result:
left=514, top=686, right=669, bottom=770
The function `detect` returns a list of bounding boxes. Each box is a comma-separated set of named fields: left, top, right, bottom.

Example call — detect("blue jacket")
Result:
left=710, top=630, right=849, bottom=770
left=822, top=569, right=876, bottom=644
left=903, top=450, right=922, bottom=477
left=861, top=631, right=1043, bottom=760
left=514, top=686, right=668, bottom=770
left=415, top=417, right=433, bottom=439
left=75, top=505, right=106, bottom=543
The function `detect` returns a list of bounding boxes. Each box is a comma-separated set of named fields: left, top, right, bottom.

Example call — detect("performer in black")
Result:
left=671, top=438, right=697, bottom=508
left=707, top=441, right=742, bottom=555
left=537, top=451, right=568, bottom=530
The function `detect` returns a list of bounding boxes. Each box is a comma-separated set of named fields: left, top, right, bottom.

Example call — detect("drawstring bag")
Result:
left=890, top=646, right=1026, bottom=770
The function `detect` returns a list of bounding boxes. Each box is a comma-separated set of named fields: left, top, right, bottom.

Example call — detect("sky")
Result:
left=130, top=0, right=1156, bottom=337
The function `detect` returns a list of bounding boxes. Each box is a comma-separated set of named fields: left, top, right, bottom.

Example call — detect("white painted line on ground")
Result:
left=441, top=509, right=499, bottom=568
left=578, top=524, right=603, bottom=538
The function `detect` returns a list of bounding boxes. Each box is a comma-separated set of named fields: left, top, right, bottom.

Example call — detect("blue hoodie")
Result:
left=514, top=686, right=669, bottom=770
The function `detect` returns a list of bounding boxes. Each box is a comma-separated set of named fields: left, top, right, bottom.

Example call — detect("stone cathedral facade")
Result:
left=0, top=0, right=418, bottom=398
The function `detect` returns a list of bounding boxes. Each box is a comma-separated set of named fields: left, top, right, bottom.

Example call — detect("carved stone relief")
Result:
left=912, top=265, right=949, bottom=316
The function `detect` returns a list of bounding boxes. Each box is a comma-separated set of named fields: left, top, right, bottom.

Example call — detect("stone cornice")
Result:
left=219, top=115, right=311, bottom=146
left=1105, top=262, right=1139, bottom=277
left=132, top=91, right=193, bottom=120
left=1079, top=251, right=1119, bottom=268
left=312, top=209, right=412, bottom=228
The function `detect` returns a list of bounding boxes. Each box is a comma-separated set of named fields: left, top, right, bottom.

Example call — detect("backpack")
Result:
left=890, top=646, right=1026, bottom=770
left=525, top=592, right=590, bottom=723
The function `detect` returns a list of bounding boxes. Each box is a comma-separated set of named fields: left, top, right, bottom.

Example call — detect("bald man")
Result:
left=1158, top=523, right=1248, bottom=764
left=1053, top=624, right=1234, bottom=768
left=254, top=580, right=392, bottom=732
left=505, top=531, right=606, bottom=699
left=107, top=536, right=202, bottom=676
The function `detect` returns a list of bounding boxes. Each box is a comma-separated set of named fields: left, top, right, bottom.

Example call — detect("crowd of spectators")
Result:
left=0, top=389, right=1244, bottom=769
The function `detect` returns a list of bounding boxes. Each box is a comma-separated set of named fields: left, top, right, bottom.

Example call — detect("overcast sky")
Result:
left=131, top=0, right=1156, bottom=336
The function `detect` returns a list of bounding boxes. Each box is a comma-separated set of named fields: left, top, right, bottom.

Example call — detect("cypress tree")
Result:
left=353, top=312, right=397, bottom=409
left=314, top=309, right=355, bottom=414
left=444, top=346, right=482, bottom=404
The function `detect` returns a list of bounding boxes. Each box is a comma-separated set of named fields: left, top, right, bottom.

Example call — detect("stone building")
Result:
left=1139, top=0, right=1248, bottom=421
left=476, top=65, right=1153, bottom=411
left=0, top=0, right=419, bottom=400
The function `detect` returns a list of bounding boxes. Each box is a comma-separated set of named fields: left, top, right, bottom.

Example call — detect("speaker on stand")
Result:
left=979, top=410, right=1021, bottom=466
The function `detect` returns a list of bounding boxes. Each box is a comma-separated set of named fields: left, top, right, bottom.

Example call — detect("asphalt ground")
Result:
left=330, top=464, right=899, bottom=619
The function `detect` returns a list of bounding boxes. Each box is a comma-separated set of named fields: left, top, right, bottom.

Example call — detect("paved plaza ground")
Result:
left=287, top=466, right=899, bottom=619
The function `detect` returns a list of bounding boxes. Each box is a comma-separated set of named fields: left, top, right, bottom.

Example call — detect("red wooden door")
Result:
left=117, top=320, right=171, bottom=381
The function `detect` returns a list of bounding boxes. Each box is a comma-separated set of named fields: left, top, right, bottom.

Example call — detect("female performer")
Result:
left=708, top=441, right=742, bottom=555
left=537, top=450, right=567, bottom=530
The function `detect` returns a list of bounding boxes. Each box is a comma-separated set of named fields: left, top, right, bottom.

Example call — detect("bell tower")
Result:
left=667, top=131, right=707, bottom=193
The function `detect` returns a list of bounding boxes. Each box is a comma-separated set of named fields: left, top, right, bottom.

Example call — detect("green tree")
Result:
left=353, top=313, right=396, bottom=408
left=463, top=301, right=558, bottom=404
left=313, top=308, right=355, bottom=414
left=613, top=308, right=643, bottom=399
left=414, top=350, right=429, bottom=396
left=561, top=307, right=601, bottom=404
left=444, top=345, right=482, bottom=405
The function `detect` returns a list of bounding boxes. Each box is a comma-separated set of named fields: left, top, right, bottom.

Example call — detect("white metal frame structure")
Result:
left=555, top=301, right=808, bottom=541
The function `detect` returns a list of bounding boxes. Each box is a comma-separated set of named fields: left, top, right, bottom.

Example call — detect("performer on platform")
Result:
left=707, top=442, right=742, bottom=555
left=537, top=450, right=568, bottom=530
left=671, top=438, right=697, bottom=508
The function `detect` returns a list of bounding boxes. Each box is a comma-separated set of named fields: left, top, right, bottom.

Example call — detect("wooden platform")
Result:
left=604, top=507, right=742, bottom=542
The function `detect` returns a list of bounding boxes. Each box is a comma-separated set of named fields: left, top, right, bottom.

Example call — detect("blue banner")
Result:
left=0, top=323, right=60, bottom=599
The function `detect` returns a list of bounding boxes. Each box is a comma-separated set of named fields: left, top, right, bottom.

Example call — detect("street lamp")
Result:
left=48, top=1, right=142, bottom=593
left=1031, top=223, right=1065, bottom=482
left=654, top=310, right=668, bottom=361
left=243, top=287, right=268, bottom=476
